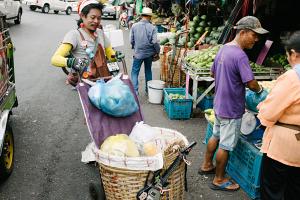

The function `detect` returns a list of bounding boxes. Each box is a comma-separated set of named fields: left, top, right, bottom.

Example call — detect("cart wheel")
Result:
left=62, top=67, right=70, bottom=75
left=89, top=182, right=106, bottom=200
left=0, top=125, right=14, bottom=182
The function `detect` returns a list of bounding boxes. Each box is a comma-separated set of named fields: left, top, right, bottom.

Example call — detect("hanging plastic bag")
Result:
left=245, top=89, right=269, bottom=112
left=100, top=77, right=138, bottom=117
left=88, top=80, right=104, bottom=110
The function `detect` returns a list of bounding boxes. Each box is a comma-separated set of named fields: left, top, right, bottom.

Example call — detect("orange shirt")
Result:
left=257, top=69, right=300, bottom=167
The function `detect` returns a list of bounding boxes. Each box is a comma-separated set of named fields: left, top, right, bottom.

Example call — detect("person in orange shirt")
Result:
left=257, top=31, right=300, bottom=200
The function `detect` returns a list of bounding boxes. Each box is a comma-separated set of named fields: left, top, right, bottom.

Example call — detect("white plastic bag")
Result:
left=129, top=121, right=159, bottom=144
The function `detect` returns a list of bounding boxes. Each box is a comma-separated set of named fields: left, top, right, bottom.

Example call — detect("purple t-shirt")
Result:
left=211, top=45, right=254, bottom=119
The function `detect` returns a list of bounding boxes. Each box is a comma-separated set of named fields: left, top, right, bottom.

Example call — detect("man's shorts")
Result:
left=212, top=115, right=242, bottom=151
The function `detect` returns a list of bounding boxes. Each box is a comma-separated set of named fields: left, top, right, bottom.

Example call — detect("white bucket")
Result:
left=147, top=80, right=165, bottom=104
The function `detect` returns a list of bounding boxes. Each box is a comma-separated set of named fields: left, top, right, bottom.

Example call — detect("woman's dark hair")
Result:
left=77, top=3, right=104, bottom=27
left=284, top=31, right=300, bottom=54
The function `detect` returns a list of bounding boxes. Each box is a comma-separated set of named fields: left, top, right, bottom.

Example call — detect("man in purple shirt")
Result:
left=199, top=16, right=268, bottom=191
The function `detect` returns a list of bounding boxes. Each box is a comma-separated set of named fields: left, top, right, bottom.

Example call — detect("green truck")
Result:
left=0, top=12, right=18, bottom=182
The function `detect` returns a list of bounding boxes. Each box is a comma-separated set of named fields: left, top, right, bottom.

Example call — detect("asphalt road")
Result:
left=0, top=8, right=250, bottom=200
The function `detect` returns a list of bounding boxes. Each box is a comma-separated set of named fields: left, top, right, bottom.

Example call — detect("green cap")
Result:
left=235, top=16, right=269, bottom=34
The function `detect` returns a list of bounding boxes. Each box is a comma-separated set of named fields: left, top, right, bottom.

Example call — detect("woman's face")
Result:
left=286, top=50, right=299, bottom=66
left=81, top=8, right=102, bottom=31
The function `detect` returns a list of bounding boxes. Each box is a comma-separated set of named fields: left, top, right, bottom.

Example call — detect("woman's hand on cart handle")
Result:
left=67, top=58, right=89, bottom=72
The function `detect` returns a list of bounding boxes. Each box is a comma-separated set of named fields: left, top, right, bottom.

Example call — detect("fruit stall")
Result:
left=159, top=0, right=298, bottom=111
left=156, top=1, right=298, bottom=197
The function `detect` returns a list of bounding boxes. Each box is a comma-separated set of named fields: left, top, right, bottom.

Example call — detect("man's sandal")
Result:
left=209, top=180, right=240, bottom=192
left=198, top=167, right=216, bottom=175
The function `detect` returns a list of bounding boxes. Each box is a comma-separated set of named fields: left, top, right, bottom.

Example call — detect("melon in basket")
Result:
left=100, top=134, right=140, bottom=157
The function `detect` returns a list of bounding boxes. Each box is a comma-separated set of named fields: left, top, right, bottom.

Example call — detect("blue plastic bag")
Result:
left=94, top=78, right=138, bottom=117
left=245, top=89, right=269, bottom=112
left=100, top=78, right=138, bottom=117
left=88, top=80, right=103, bottom=110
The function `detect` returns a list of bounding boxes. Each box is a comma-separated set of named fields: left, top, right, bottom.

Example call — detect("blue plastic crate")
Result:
left=227, top=163, right=260, bottom=199
left=163, top=88, right=193, bottom=120
left=203, top=122, right=217, bottom=160
left=197, top=96, right=214, bottom=111
left=204, top=122, right=213, bottom=144
left=228, top=137, right=263, bottom=186
left=242, top=127, right=264, bottom=143
left=156, top=25, right=167, bottom=33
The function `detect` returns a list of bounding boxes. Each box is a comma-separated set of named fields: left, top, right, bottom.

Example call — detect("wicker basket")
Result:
left=99, top=164, right=148, bottom=200
left=99, top=140, right=186, bottom=200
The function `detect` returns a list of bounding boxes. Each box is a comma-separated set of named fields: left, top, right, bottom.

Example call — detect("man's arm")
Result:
left=247, top=79, right=263, bottom=93
left=129, top=27, right=135, bottom=49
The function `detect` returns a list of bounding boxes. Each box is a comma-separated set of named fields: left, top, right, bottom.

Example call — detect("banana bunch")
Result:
left=204, top=109, right=215, bottom=124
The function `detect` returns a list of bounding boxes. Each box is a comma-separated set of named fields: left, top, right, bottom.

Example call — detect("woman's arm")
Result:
left=51, top=43, right=72, bottom=67
left=257, top=72, right=298, bottom=126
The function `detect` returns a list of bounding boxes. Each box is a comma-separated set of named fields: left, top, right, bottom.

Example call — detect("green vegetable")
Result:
left=168, top=93, right=186, bottom=100
left=160, top=38, right=169, bottom=45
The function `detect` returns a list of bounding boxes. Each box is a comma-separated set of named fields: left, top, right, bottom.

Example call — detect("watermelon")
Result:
left=200, top=15, right=207, bottom=20
left=199, top=21, right=206, bottom=27
left=196, top=27, right=203, bottom=33
left=190, top=27, right=196, bottom=34
left=193, top=16, right=200, bottom=23
left=194, top=33, right=200, bottom=39
left=188, top=41, right=194, bottom=48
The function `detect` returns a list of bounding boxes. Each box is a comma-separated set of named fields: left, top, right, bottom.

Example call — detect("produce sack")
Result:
left=245, top=89, right=269, bottom=112
left=88, top=80, right=103, bottom=110
left=100, top=77, right=138, bottom=117
left=100, top=134, right=140, bottom=157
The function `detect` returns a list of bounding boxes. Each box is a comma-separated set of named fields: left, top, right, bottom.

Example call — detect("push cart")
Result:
left=77, top=72, right=143, bottom=199
left=76, top=67, right=190, bottom=199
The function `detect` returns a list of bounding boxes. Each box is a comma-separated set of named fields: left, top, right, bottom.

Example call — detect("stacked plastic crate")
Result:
left=226, top=137, right=263, bottom=199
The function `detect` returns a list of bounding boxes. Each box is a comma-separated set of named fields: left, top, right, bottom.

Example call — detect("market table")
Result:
left=182, top=60, right=283, bottom=109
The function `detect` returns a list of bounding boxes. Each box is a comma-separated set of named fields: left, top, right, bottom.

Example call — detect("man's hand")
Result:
left=247, top=80, right=263, bottom=93
left=67, top=58, right=89, bottom=72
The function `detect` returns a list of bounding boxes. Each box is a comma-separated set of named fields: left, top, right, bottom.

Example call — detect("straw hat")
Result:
left=141, top=7, right=153, bottom=16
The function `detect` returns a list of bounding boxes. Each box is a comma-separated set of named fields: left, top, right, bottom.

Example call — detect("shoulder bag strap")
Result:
left=77, top=29, right=98, bottom=58
left=77, top=29, right=85, bottom=42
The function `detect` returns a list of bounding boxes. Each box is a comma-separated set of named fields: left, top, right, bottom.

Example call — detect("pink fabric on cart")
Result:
left=77, top=79, right=143, bottom=148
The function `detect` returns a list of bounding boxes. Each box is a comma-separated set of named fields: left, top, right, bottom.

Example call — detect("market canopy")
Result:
left=112, top=0, right=133, bottom=6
